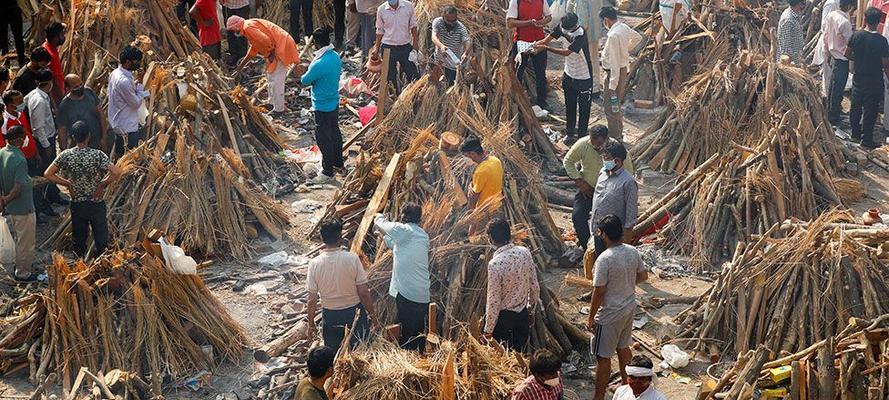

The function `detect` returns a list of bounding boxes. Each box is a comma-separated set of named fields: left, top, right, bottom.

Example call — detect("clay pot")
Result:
left=862, top=208, right=883, bottom=226
left=366, top=55, right=383, bottom=73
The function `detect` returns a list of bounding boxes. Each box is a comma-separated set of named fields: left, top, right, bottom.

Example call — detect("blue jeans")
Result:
left=321, top=303, right=369, bottom=353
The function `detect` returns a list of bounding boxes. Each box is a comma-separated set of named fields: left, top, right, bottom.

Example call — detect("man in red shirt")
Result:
left=507, top=0, right=552, bottom=110
left=511, top=349, right=564, bottom=400
left=190, top=0, right=223, bottom=59
left=42, top=22, right=66, bottom=105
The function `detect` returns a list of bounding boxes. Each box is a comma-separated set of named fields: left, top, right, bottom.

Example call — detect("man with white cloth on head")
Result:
left=612, top=356, right=666, bottom=400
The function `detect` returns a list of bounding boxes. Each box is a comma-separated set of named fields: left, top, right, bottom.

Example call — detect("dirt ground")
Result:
left=2, top=59, right=889, bottom=400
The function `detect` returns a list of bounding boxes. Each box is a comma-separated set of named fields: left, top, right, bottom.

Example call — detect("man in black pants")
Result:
left=45, top=121, right=122, bottom=258
left=846, top=6, right=889, bottom=149
left=372, top=0, right=420, bottom=93
left=333, top=0, right=346, bottom=49
left=222, top=0, right=251, bottom=65
left=0, top=1, right=26, bottom=66
left=823, top=0, right=855, bottom=125
left=290, top=0, right=313, bottom=41
left=507, top=0, right=552, bottom=109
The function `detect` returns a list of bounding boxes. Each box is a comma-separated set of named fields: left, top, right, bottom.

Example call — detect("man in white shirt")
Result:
left=816, top=0, right=840, bottom=98
left=534, top=12, right=593, bottom=144
left=825, top=0, right=855, bottom=126
left=107, top=45, right=147, bottom=156
left=599, top=7, right=641, bottom=140
left=372, top=0, right=420, bottom=93
left=24, top=70, right=55, bottom=166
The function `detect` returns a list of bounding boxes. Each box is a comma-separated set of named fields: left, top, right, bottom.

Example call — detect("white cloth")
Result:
left=108, top=66, right=145, bottom=134
left=267, top=64, right=288, bottom=112
left=823, top=10, right=853, bottom=60
left=561, top=26, right=591, bottom=80
left=625, top=366, right=655, bottom=377
left=306, top=248, right=368, bottom=310
left=613, top=385, right=667, bottom=400
left=822, top=58, right=832, bottom=98
left=601, top=21, right=641, bottom=89
left=23, top=89, right=53, bottom=148
left=813, top=0, right=839, bottom=66
left=658, top=0, right=691, bottom=32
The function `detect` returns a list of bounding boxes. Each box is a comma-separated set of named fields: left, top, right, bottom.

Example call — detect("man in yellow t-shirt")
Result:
left=460, top=137, right=504, bottom=210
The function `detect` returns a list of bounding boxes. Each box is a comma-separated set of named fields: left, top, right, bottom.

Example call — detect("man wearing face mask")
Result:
left=57, top=74, right=107, bottom=151
left=777, top=0, right=807, bottom=64
left=431, top=6, right=471, bottom=86
left=0, top=126, right=36, bottom=281
left=372, top=0, right=420, bottom=93
left=583, top=141, right=637, bottom=278
left=12, top=47, right=52, bottom=96
left=2, top=91, right=47, bottom=222
left=41, top=22, right=67, bottom=105
left=108, top=45, right=149, bottom=156
left=612, top=356, right=666, bottom=400
left=510, top=349, right=564, bottom=400
left=563, top=125, right=634, bottom=256
left=599, top=7, right=641, bottom=141
left=228, top=16, right=300, bottom=116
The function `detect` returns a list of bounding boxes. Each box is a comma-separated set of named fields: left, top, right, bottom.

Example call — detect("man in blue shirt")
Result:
left=298, top=28, right=344, bottom=184
left=373, top=203, right=430, bottom=352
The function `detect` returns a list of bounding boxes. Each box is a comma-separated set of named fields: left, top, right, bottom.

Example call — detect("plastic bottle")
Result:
left=610, top=95, right=619, bottom=113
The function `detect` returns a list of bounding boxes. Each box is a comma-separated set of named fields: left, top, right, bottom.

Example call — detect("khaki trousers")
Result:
left=6, top=213, right=35, bottom=278
left=603, top=67, right=628, bottom=141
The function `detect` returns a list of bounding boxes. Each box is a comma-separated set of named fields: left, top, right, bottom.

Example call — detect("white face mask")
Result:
left=543, top=377, right=560, bottom=387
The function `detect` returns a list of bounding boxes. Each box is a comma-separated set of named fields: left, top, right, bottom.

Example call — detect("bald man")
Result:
left=57, top=74, right=108, bottom=151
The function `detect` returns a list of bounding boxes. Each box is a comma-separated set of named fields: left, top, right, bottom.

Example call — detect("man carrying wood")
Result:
left=295, top=346, right=334, bottom=400
left=45, top=121, right=122, bottom=258
left=823, top=0, right=855, bottom=126
left=847, top=7, right=889, bottom=149
left=460, top=137, right=504, bottom=211
left=563, top=125, right=634, bottom=253
left=599, top=7, right=641, bottom=141
left=295, top=28, right=344, bottom=184
left=776, top=0, right=807, bottom=64
left=305, top=219, right=378, bottom=353
left=0, top=125, right=35, bottom=281
left=373, top=203, right=430, bottom=352
left=483, top=218, right=540, bottom=352
left=228, top=15, right=300, bottom=116
left=586, top=214, right=648, bottom=400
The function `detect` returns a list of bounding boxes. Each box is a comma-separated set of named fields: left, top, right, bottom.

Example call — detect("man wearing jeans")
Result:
left=298, top=28, right=344, bottom=183
left=306, top=219, right=377, bottom=353
left=823, top=0, right=854, bottom=125
left=374, top=204, right=430, bottom=352
left=372, top=0, right=420, bottom=93
left=0, top=126, right=35, bottom=281
left=108, top=45, right=148, bottom=155
left=289, top=0, right=313, bottom=42
left=507, top=0, right=551, bottom=109
left=45, top=121, right=122, bottom=258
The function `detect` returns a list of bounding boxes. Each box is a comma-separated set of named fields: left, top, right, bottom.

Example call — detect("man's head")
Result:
left=839, top=0, right=855, bottom=12
left=589, top=124, right=609, bottom=150
left=788, top=0, right=806, bottom=12
left=460, top=137, right=486, bottom=163
left=443, top=6, right=459, bottom=24
left=3, top=125, right=26, bottom=148
left=0, top=67, right=9, bottom=93
left=71, top=120, right=91, bottom=145
left=36, top=69, right=54, bottom=93
left=561, top=12, right=579, bottom=32
left=45, top=22, right=66, bottom=47
left=320, top=219, right=344, bottom=246
left=401, top=203, right=422, bottom=224
left=626, top=356, right=656, bottom=395
left=596, top=214, right=624, bottom=244
left=30, top=47, right=52, bottom=69
left=599, top=7, right=618, bottom=28
left=64, top=74, right=84, bottom=96
left=226, top=15, right=246, bottom=33
left=602, top=141, right=627, bottom=172
left=312, top=27, right=332, bottom=50
left=2, top=90, right=23, bottom=114
left=865, top=7, right=883, bottom=28
left=119, top=45, right=144, bottom=71
left=487, top=218, right=511, bottom=247
left=529, top=349, right=561, bottom=387
left=306, top=346, right=336, bottom=380
left=388, top=0, right=399, bottom=8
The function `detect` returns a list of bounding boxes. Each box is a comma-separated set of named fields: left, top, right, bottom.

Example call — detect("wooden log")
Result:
left=254, top=320, right=308, bottom=363
left=28, top=372, right=56, bottom=400
left=351, top=153, right=402, bottom=257
left=819, top=336, right=837, bottom=400
left=375, top=48, right=392, bottom=124
left=725, top=346, right=770, bottom=399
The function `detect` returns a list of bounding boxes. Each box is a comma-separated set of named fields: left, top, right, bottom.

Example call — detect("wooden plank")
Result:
left=217, top=94, right=242, bottom=157
left=351, top=153, right=402, bottom=257
left=375, top=48, right=392, bottom=126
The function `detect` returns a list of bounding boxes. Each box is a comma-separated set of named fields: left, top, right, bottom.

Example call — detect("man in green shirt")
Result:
left=562, top=124, right=633, bottom=250
left=0, top=125, right=35, bottom=280
left=295, top=345, right=334, bottom=400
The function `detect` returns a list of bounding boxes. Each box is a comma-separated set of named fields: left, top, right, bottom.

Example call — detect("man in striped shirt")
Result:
left=431, top=6, right=470, bottom=86
left=511, top=349, right=564, bottom=400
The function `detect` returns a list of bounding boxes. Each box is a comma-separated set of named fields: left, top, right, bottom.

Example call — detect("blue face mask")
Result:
left=388, top=0, right=398, bottom=6
left=603, top=160, right=616, bottom=171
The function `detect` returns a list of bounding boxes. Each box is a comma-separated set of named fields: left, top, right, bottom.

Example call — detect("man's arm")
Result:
left=356, top=283, right=377, bottom=329
left=92, top=162, right=122, bottom=200
left=623, top=180, right=639, bottom=242
left=528, top=260, right=540, bottom=309
left=411, top=27, right=419, bottom=50
left=431, top=25, right=447, bottom=52
left=116, top=78, right=143, bottom=109
left=43, top=164, right=71, bottom=188
left=373, top=10, right=385, bottom=56
left=188, top=2, right=210, bottom=27
left=636, top=270, right=649, bottom=284
left=483, top=265, right=502, bottom=335
left=0, top=182, right=22, bottom=210
left=563, top=144, right=594, bottom=198
left=586, top=285, right=607, bottom=330
left=306, top=291, right=318, bottom=338
left=28, top=99, right=51, bottom=148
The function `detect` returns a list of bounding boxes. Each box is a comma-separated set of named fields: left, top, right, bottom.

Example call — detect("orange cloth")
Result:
left=242, top=18, right=299, bottom=73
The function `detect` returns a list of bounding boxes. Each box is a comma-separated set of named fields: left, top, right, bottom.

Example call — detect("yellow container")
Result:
left=768, top=365, right=792, bottom=383
left=761, top=388, right=787, bottom=398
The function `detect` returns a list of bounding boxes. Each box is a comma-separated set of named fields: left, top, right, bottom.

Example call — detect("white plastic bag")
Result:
left=549, top=0, right=568, bottom=29
left=0, top=216, right=15, bottom=265
left=159, top=238, right=197, bottom=275
left=660, top=344, right=690, bottom=369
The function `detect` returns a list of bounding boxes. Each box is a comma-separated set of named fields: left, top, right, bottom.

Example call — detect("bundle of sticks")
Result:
left=671, top=211, right=889, bottom=367
left=328, top=333, right=533, bottom=400
left=707, top=313, right=889, bottom=399
left=632, top=51, right=836, bottom=174
left=0, top=249, right=249, bottom=398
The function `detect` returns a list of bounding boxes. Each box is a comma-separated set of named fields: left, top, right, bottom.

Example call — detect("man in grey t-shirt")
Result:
left=586, top=214, right=648, bottom=400
left=431, top=6, right=470, bottom=86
